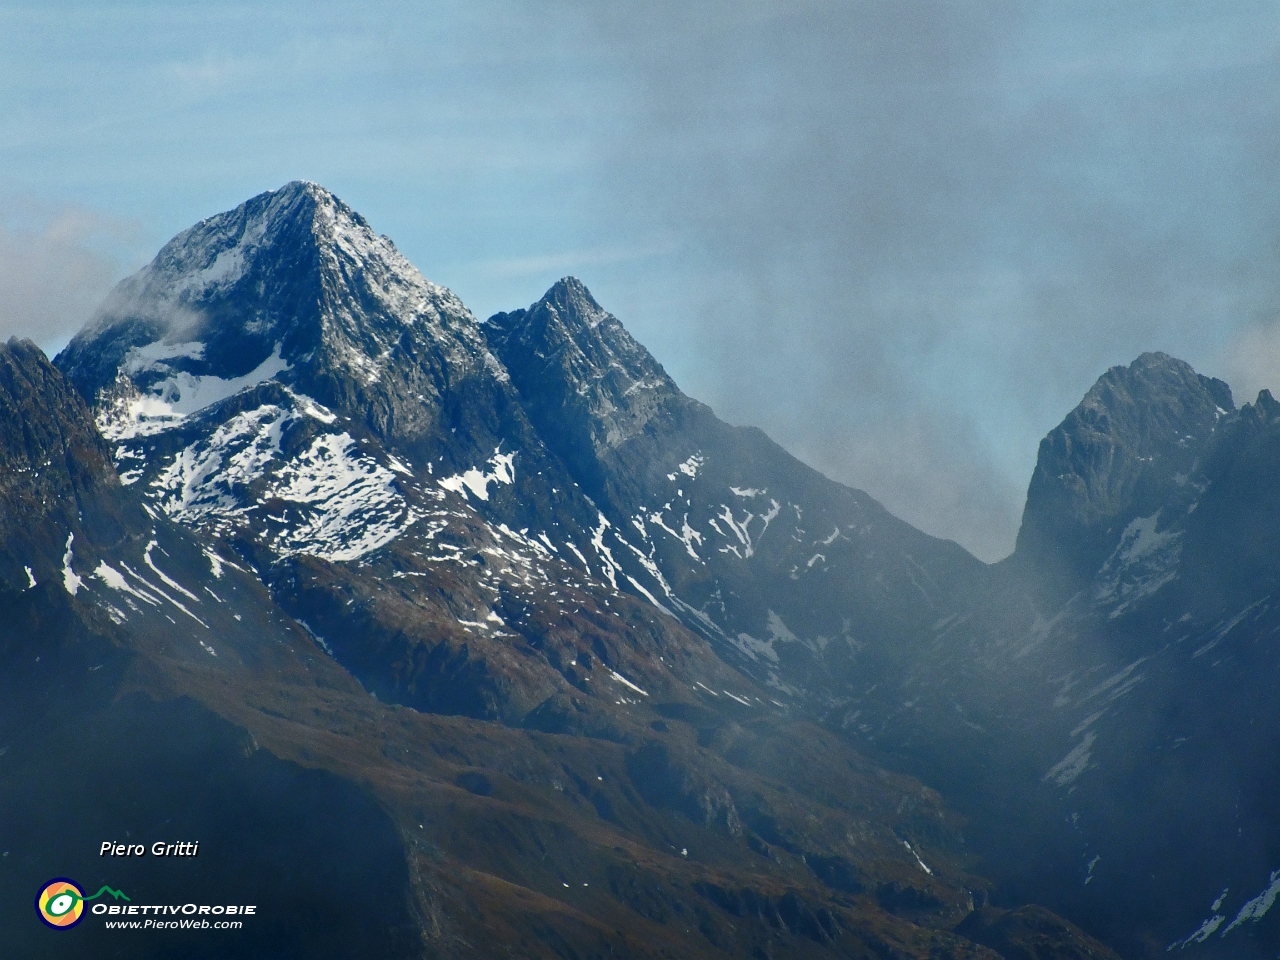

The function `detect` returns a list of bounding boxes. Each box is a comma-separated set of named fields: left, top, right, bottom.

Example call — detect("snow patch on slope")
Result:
left=438, top=450, right=516, bottom=502
left=1169, top=914, right=1225, bottom=948
left=150, top=401, right=414, bottom=562
left=715, top=499, right=781, bottom=559
left=731, top=611, right=800, bottom=664
left=676, top=454, right=704, bottom=479
left=1044, top=731, right=1097, bottom=787
left=1095, top=514, right=1181, bottom=617
left=62, top=533, right=83, bottom=597
left=1224, top=869, right=1280, bottom=935
left=99, top=344, right=290, bottom=440
left=1171, top=871, right=1280, bottom=948
left=270, top=432, right=417, bottom=561
left=610, top=670, right=649, bottom=697
left=646, top=510, right=704, bottom=560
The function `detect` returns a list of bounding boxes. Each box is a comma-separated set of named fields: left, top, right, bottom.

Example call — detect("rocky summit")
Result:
left=4, top=180, right=1276, bottom=959
left=830, top=354, right=1280, bottom=960
left=1013, top=352, right=1234, bottom=595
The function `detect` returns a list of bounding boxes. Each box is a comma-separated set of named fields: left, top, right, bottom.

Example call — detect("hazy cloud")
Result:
left=0, top=202, right=140, bottom=352
left=1215, top=318, right=1280, bottom=410
left=550, top=0, right=1280, bottom=559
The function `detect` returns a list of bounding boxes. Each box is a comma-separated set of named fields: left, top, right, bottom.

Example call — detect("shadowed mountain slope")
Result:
left=488, top=278, right=984, bottom=702
left=830, top=354, right=1280, bottom=959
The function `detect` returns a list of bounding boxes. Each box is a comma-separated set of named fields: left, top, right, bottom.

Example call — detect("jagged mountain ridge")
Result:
left=57, top=182, right=721, bottom=729
left=53, top=179, right=1280, bottom=960
left=31, top=180, right=1134, bottom=958
left=456, top=259, right=1280, bottom=959
left=0, top=261, right=1121, bottom=957
left=59, top=182, right=607, bottom=554
left=56, top=181, right=981, bottom=722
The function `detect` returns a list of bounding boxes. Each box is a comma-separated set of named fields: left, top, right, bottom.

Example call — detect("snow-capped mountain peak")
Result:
left=57, top=181, right=487, bottom=444
left=54, top=184, right=552, bottom=576
left=486, top=277, right=683, bottom=462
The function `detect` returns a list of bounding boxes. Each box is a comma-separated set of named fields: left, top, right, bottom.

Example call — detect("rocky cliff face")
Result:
left=1013, top=352, right=1233, bottom=595
left=486, top=276, right=693, bottom=509
left=59, top=182, right=489, bottom=455
left=0, top=338, right=123, bottom=586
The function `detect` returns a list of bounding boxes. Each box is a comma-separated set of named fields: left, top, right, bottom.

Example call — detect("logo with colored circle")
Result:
left=35, top=879, right=130, bottom=928
left=36, top=879, right=86, bottom=928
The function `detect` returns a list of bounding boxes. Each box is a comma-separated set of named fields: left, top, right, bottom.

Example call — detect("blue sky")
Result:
left=3, top=0, right=1279, bottom=560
